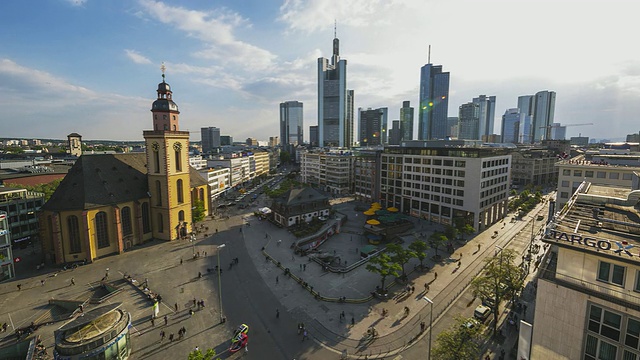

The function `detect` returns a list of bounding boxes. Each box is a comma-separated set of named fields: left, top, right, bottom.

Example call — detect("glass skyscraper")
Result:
left=279, top=101, right=304, bottom=147
left=400, top=100, right=414, bottom=141
left=418, top=63, right=450, bottom=140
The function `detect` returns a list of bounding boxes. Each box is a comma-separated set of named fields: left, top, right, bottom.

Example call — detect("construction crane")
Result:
left=539, top=123, right=593, bottom=140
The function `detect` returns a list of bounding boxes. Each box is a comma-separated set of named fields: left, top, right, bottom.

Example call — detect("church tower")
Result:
left=143, top=66, right=191, bottom=241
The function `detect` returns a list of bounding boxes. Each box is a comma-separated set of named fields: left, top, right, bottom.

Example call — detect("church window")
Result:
left=177, top=179, right=184, bottom=203
left=121, top=207, right=132, bottom=236
left=152, top=142, right=160, bottom=173
left=141, top=203, right=151, bottom=234
left=157, top=213, right=164, bottom=233
left=95, top=211, right=110, bottom=249
left=156, top=181, right=162, bottom=206
left=199, top=188, right=204, bottom=201
left=174, top=143, right=182, bottom=172
left=67, top=215, right=81, bottom=254
left=178, top=210, right=185, bottom=222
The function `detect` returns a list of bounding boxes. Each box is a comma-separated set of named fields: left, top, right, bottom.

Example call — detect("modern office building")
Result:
left=318, top=32, right=354, bottom=148
left=201, top=127, right=221, bottom=153
left=501, top=108, right=524, bottom=143
left=549, top=123, right=567, bottom=140
left=473, top=95, right=497, bottom=140
left=571, top=136, right=590, bottom=146
left=220, top=135, right=233, bottom=146
left=517, top=95, right=536, bottom=144
left=379, top=140, right=511, bottom=231
left=418, top=63, right=450, bottom=140
left=353, top=148, right=382, bottom=203
left=309, top=126, right=319, bottom=147
left=269, top=136, right=279, bottom=148
left=0, top=211, right=15, bottom=282
left=280, top=101, right=304, bottom=148
left=555, top=150, right=640, bottom=209
left=0, top=187, right=44, bottom=247
left=532, top=180, right=640, bottom=359
left=447, top=117, right=459, bottom=139
left=458, top=102, right=480, bottom=140
left=246, top=138, right=258, bottom=146
left=400, top=101, right=414, bottom=142
left=300, top=150, right=355, bottom=194
left=359, top=107, right=387, bottom=146
left=389, top=120, right=402, bottom=145
left=198, top=167, right=231, bottom=205
left=520, top=90, right=557, bottom=142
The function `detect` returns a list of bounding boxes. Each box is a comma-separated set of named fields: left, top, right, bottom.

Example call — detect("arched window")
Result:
left=67, top=215, right=81, bottom=253
left=177, top=179, right=184, bottom=203
left=141, top=203, right=151, bottom=234
left=153, top=143, right=160, bottom=173
left=178, top=210, right=185, bottom=222
left=157, top=213, right=164, bottom=233
left=156, top=181, right=162, bottom=206
left=121, top=207, right=132, bottom=236
left=174, top=143, right=182, bottom=172
left=95, top=211, right=109, bottom=248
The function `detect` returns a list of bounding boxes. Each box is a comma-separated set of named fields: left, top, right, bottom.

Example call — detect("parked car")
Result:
left=474, top=305, right=492, bottom=322
left=462, top=318, right=480, bottom=329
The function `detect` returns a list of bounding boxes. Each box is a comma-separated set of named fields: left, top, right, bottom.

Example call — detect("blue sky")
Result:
left=1, top=0, right=638, bottom=142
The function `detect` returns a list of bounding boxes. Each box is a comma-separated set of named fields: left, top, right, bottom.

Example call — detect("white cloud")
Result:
left=65, top=0, right=87, bottom=7
left=124, top=49, right=153, bottom=64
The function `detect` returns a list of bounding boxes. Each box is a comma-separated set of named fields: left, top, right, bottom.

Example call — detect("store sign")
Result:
left=547, top=229, right=636, bottom=257
left=14, top=235, right=30, bottom=243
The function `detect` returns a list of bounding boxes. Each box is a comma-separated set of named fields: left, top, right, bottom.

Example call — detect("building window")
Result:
left=95, top=211, right=110, bottom=249
left=178, top=210, right=185, bottom=222
left=121, top=207, right=132, bottom=236
left=177, top=179, right=184, bottom=203
left=67, top=215, right=81, bottom=254
left=597, top=261, right=625, bottom=286
left=560, top=191, right=569, bottom=198
left=563, top=169, right=571, bottom=176
left=586, top=171, right=594, bottom=178
left=157, top=214, right=164, bottom=233
left=624, top=173, right=633, bottom=180
left=142, top=203, right=151, bottom=234
left=636, top=271, right=640, bottom=293
left=597, top=171, right=607, bottom=178
left=610, top=172, right=620, bottom=180
left=152, top=142, right=160, bottom=173
left=561, top=180, right=570, bottom=187
left=174, top=142, right=182, bottom=172
left=156, top=181, right=162, bottom=206
left=585, top=304, right=640, bottom=360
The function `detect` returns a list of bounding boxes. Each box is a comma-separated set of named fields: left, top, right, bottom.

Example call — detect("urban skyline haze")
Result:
left=1, top=0, right=638, bottom=142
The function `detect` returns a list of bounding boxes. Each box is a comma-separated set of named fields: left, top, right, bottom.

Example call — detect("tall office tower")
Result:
left=458, top=102, right=480, bottom=140
left=309, top=126, right=319, bottom=147
left=501, top=108, right=524, bottom=143
left=358, top=107, right=387, bottom=146
left=400, top=101, right=414, bottom=141
left=201, top=127, right=220, bottom=153
left=388, top=120, right=402, bottom=145
left=318, top=30, right=353, bottom=148
left=447, top=117, right=459, bottom=138
left=533, top=90, right=556, bottom=142
left=418, top=63, right=450, bottom=140
left=549, top=123, right=566, bottom=140
left=279, top=101, right=304, bottom=148
left=220, top=135, right=232, bottom=146
left=472, top=95, right=496, bottom=139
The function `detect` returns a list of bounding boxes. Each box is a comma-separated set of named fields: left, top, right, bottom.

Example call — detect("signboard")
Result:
left=14, top=235, right=31, bottom=243
left=546, top=229, right=637, bottom=257
left=518, top=320, right=533, bottom=360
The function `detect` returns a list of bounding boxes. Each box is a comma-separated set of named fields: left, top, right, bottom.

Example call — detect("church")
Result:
left=39, top=73, right=209, bottom=265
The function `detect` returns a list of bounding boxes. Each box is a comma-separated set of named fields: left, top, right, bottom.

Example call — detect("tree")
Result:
left=408, top=240, right=428, bottom=269
left=428, top=232, right=448, bottom=259
left=365, top=252, right=401, bottom=291
left=188, top=348, right=219, bottom=360
left=192, top=199, right=206, bottom=223
left=470, top=249, right=524, bottom=335
left=386, top=243, right=416, bottom=278
left=6, top=178, right=62, bottom=201
left=453, top=219, right=475, bottom=241
left=280, top=151, right=291, bottom=164
left=444, top=225, right=459, bottom=242
left=431, top=315, right=484, bottom=360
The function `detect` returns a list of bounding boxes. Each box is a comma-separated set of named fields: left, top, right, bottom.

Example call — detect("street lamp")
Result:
left=493, top=245, right=504, bottom=336
left=217, top=244, right=226, bottom=323
left=423, top=296, right=434, bottom=360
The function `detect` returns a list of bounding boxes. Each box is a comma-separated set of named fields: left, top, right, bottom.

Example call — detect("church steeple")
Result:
left=151, top=63, right=180, bottom=132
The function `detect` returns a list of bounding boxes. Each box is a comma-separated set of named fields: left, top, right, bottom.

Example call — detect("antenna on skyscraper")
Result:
left=428, top=45, right=431, bottom=64
left=334, top=19, right=337, bottom=38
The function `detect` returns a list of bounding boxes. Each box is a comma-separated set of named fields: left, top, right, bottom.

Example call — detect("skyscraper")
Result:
left=358, top=107, right=387, bottom=146
left=501, top=108, right=523, bottom=143
left=318, top=30, right=353, bottom=148
left=201, top=127, right=220, bottom=153
left=400, top=101, right=414, bottom=141
left=309, top=126, right=319, bottom=147
left=279, top=101, right=304, bottom=148
left=389, top=120, right=402, bottom=145
left=472, top=95, right=496, bottom=140
left=447, top=117, right=459, bottom=138
left=533, top=90, right=556, bottom=142
left=458, top=102, right=480, bottom=140
left=418, top=63, right=450, bottom=140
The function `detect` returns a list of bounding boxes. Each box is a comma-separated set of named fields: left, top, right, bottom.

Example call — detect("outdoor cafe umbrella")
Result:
left=366, top=219, right=381, bottom=225
left=387, top=207, right=399, bottom=212
left=363, top=210, right=376, bottom=216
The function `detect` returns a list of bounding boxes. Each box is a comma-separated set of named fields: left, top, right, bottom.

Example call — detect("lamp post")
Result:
left=217, top=244, right=226, bottom=323
left=493, top=245, right=504, bottom=336
left=423, top=296, right=434, bottom=360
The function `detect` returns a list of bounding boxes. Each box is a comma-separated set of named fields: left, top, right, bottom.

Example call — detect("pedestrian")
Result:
left=194, top=346, right=199, bottom=352
left=245, top=344, right=248, bottom=353
left=298, top=323, right=302, bottom=334
left=411, top=286, right=415, bottom=293
left=70, top=277, right=75, bottom=286
left=276, top=309, right=280, bottom=318
left=276, top=276, right=279, bottom=284
left=17, top=284, right=21, bottom=291
left=477, top=244, right=481, bottom=251
left=164, top=315, right=168, bottom=326
left=189, top=309, right=195, bottom=316
left=180, top=258, right=183, bottom=265
left=303, top=264, right=306, bottom=271
left=458, top=260, right=461, bottom=267
left=174, top=303, right=178, bottom=312
left=351, top=317, right=355, bottom=326
left=151, top=317, right=155, bottom=326
left=160, top=330, right=165, bottom=343
left=302, top=329, right=308, bottom=341
left=197, top=301, right=201, bottom=310
left=460, top=253, right=463, bottom=259
left=435, top=272, right=438, bottom=280
left=192, top=298, right=197, bottom=307
left=169, top=333, right=174, bottom=342
left=300, top=264, right=303, bottom=271
left=200, top=300, right=205, bottom=308
left=198, top=271, right=202, bottom=278
left=41, top=279, right=45, bottom=286
left=277, top=239, right=282, bottom=246
left=204, top=251, right=207, bottom=257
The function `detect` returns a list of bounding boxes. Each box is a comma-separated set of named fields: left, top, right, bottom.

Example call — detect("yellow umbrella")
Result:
left=371, top=202, right=381, bottom=207
left=363, top=210, right=376, bottom=216
left=367, top=219, right=381, bottom=225
left=387, top=207, right=399, bottom=212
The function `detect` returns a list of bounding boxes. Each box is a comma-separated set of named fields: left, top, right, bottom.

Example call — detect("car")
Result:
left=462, top=318, right=480, bottom=329
left=474, top=305, right=492, bottom=322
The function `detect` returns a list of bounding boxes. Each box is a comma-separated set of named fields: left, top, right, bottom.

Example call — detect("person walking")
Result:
left=70, top=277, right=75, bottom=286
left=302, top=329, right=308, bottom=341
left=174, top=303, right=178, bottom=312
left=160, top=330, right=165, bottom=343
left=150, top=317, right=155, bottom=327
left=40, top=279, right=45, bottom=286
left=276, top=309, right=280, bottom=319
left=435, top=272, right=438, bottom=280
left=169, top=333, right=174, bottom=342
left=276, top=276, right=279, bottom=284
left=164, top=315, right=168, bottom=326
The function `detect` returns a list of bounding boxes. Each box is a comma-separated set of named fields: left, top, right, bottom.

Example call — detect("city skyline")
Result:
left=1, top=0, right=638, bottom=142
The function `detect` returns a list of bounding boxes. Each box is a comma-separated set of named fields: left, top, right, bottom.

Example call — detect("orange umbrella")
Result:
left=387, top=207, right=399, bottom=212
left=366, top=219, right=381, bottom=225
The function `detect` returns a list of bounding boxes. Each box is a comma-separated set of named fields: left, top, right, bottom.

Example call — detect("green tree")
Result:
left=408, top=240, right=428, bottom=269
left=6, top=178, right=62, bottom=201
left=280, top=151, right=291, bottom=164
left=365, top=252, right=401, bottom=291
left=428, top=232, right=448, bottom=259
left=431, top=315, right=484, bottom=360
left=444, top=225, right=459, bottom=242
left=453, top=219, right=475, bottom=241
left=4, top=146, right=24, bottom=154
left=470, top=248, right=524, bottom=335
left=192, top=199, right=206, bottom=223
left=386, top=243, right=416, bottom=278
left=187, top=348, right=219, bottom=360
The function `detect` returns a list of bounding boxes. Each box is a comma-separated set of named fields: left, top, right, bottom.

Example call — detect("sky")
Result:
left=1, top=0, right=639, bottom=143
